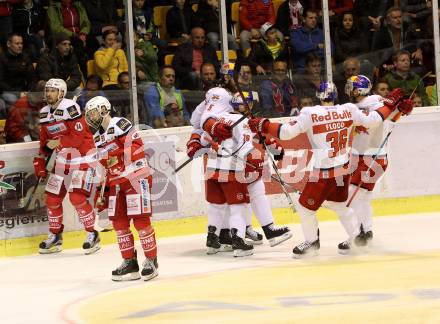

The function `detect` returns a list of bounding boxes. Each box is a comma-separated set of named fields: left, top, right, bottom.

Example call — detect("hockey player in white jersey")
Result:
left=345, top=75, right=414, bottom=244
left=85, top=96, right=159, bottom=281
left=248, top=81, right=413, bottom=257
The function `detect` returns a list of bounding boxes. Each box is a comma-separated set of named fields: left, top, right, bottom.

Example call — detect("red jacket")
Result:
left=5, top=96, right=42, bottom=143
left=239, top=0, right=276, bottom=31
left=0, top=1, right=23, bottom=17
left=307, top=0, right=353, bottom=15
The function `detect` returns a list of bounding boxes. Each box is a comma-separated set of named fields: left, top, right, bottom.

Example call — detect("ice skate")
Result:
left=219, top=228, right=233, bottom=252
left=39, top=232, right=63, bottom=254
left=206, top=225, right=221, bottom=254
left=338, top=239, right=352, bottom=254
left=292, top=239, right=320, bottom=258
left=231, top=228, right=253, bottom=257
left=82, top=230, right=101, bottom=255
left=262, top=223, right=292, bottom=247
left=245, top=225, right=263, bottom=245
left=112, top=254, right=141, bottom=281
left=141, top=257, right=159, bottom=281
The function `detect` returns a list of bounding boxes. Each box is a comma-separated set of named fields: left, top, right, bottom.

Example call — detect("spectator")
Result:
left=172, top=27, right=219, bottom=90
left=143, top=65, right=190, bottom=128
left=353, top=0, right=392, bottom=33
left=239, top=0, right=277, bottom=53
left=133, top=0, right=167, bottom=63
left=94, top=29, right=128, bottom=89
left=5, top=82, right=44, bottom=143
left=194, top=0, right=237, bottom=50
left=371, top=7, right=420, bottom=68
left=258, top=60, right=298, bottom=117
left=297, top=95, right=314, bottom=112
left=105, top=71, right=131, bottom=118
left=81, top=0, right=120, bottom=46
left=372, top=80, right=390, bottom=97
left=236, top=62, right=256, bottom=93
left=0, top=33, right=37, bottom=106
left=275, top=0, right=303, bottom=36
left=334, top=57, right=361, bottom=103
left=134, top=32, right=159, bottom=92
left=37, top=33, right=82, bottom=92
left=166, top=0, right=195, bottom=44
left=333, top=11, right=369, bottom=64
left=248, top=22, right=289, bottom=75
left=163, top=103, right=186, bottom=127
left=293, top=53, right=323, bottom=105
left=400, top=0, right=432, bottom=27
left=412, top=93, right=423, bottom=107
left=184, top=62, right=218, bottom=113
left=0, top=1, right=21, bottom=50
left=304, top=0, right=353, bottom=18
left=12, top=0, right=47, bottom=61
left=47, top=0, right=91, bottom=76
left=290, top=9, right=325, bottom=72
left=383, top=49, right=429, bottom=106
left=77, top=74, right=105, bottom=110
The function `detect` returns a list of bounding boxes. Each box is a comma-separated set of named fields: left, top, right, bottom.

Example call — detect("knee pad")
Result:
left=112, top=217, right=130, bottom=231
left=68, top=191, right=87, bottom=208
left=46, top=194, right=63, bottom=210
left=133, top=217, right=151, bottom=231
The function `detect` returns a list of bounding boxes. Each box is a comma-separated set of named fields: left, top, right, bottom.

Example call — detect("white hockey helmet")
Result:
left=230, top=91, right=254, bottom=111
left=45, top=78, right=67, bottom=101
left=84, top=96, right=111, bottom=129
left=316, top=81, right=338, bottom=102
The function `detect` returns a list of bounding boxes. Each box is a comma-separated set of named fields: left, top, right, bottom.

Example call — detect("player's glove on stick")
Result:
left=384, top=88, right=405, bottom=109
left=265, top=137, right=284, bottom=161
left=248, top=117, right=270, bottom=134
left=33, top=156, right=47, bottom=178
left=396, top=98, right=414, bottom=116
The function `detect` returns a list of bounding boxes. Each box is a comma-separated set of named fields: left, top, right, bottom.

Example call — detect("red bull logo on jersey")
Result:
left=311, top=110, right=352, bottom=123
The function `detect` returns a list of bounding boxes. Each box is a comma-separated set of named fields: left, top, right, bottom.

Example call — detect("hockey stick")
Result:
left=93, top=170, right=112, bottom=233
left=409, top=71, right=432, bottom=99
left=173, top=112, right=249, bottom=174
left=234, top=82, right=297, bottom=212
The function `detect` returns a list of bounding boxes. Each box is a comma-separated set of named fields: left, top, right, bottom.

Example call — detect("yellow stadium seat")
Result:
left=153, top=5, right=173, bottom=41
left=192, top=3, right=198, bottom=11
left=231, top=1, right=240, bottom=39
left=164, top=54, right=174, bottom=66
left=273, top=0, right=285, bottom=17
left=87, top=60, right=95, bottom=77
left=216, top=50, right=238, bottom=62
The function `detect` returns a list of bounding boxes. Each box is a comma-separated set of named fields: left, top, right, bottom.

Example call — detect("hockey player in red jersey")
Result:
left=34, top=79, right=100, bottom=255
left=345, top=75, right=414, bottom=245
left=85, top=96, right=158, bottom=281
left=248, top=81, right=413, bottom=257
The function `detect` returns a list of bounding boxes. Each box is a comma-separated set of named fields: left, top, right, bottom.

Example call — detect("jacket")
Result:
left=0, top=50, right=36, bottom=92
left=248, top=38, right=289, bottom=72
left=259, top=77, right=298, bottom=118
left=135, top=39, right=159, bottom=83
left=333, top=27, right=369, bottom=63
left=166, top=5, right=195, bottom=39
left=0, top=0, right=21, bottom=17
left=239, top=0, right=275, bottom=31
left=290, top=26, right=326, bottom=70
left=80, top=0, right=118, bottom=36
left=5, top=96, right=42, bottom=142
left=94, top=46, right=128, bottom=87
left=383, top=70, right=429, bottom=106
left=47, top=1, right=91, bottom=37
left=12, top=2, right=45, bottom=36
left=37, top=50, right=82, bottom=91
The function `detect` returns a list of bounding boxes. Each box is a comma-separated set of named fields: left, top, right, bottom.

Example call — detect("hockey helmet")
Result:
left=230, top=91, right=254, bottom=111
left=45, top=78, right=67, bottom=102
left=345, top=75, right=372, bottom=96
left=84, top=96, right=111, bottom=129
left=316, top=81, right=338, bottom=102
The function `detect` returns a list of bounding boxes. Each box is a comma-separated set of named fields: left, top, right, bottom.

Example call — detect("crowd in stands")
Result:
left=0, top=0, right=438, bottom=144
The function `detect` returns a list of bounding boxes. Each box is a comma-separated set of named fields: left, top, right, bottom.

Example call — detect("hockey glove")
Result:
left=396, top=98, right=414, bottom=116
left=265, top=138, right=284, bottom=161
left=383, top=88, right=405, bottom=108
left=245, top=153, right=264, bottom=180
left=248, top=117, right=270, bottom=134
left=33, top=156, right=47, bottom=178
left=210, top=121, right=232, bottom=142
left=186, top=139, right=204, bottom=158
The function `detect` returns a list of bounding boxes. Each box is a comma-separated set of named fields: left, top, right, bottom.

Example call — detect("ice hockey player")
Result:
left=247, top=81, right=413, bottom=257
left=84, top=96, right=158, bottom=281
left=189, top=79, right=292, bottom=255
left=345, top=75, right=414, bottom=244
left=34, top=78, right=100, bottom=255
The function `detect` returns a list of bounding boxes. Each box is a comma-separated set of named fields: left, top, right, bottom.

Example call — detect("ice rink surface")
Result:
left=1, top=212, right=440, bottom=324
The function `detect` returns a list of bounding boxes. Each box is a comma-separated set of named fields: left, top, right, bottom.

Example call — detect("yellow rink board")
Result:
left=1, top=195, right=440, bottom=257
left=74, top=252, right=440, bottom=323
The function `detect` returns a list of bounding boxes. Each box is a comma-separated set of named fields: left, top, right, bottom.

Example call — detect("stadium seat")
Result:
left=153, top=5, right=173, bottom=41
left=164, top=54, right=174, bottom=66
left=216, top=50, right=237, bottom=62
left=87, top=60, right=95, bottom=77
left=273, top=0, right=285, bottom=17
left=231, top=1, right=240, bottom=40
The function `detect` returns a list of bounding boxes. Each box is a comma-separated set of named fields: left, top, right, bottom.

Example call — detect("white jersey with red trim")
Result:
left=93, top=117, right=150, bottom=185
left=278, top=103, right=385, bottom=170
left=206, top=112, right=254, bottom=172
left=352, top=94, right=392, bottom=156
